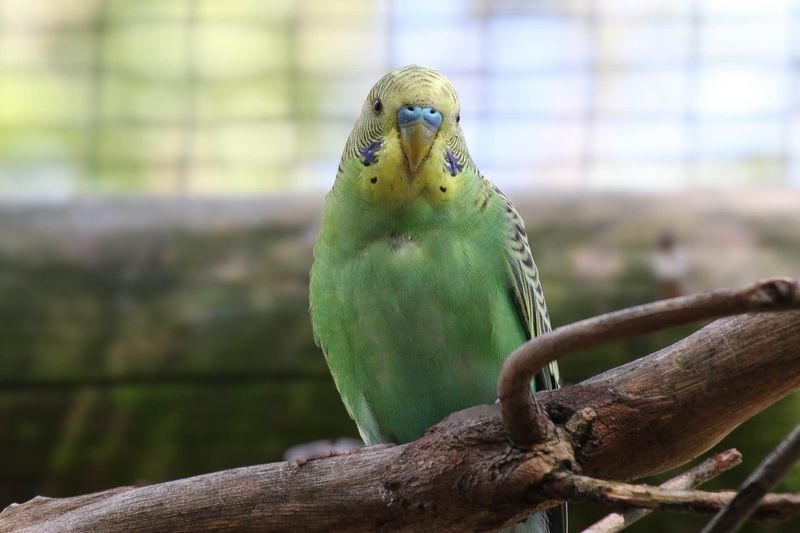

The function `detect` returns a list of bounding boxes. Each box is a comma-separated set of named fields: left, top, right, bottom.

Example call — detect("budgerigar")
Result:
left=310, top=65, right=562, bottom=532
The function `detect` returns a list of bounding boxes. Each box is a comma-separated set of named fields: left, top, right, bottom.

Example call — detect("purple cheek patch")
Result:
left=361, top=141, right=382, bottom=166
left=445, top=148, right=463, bottom=176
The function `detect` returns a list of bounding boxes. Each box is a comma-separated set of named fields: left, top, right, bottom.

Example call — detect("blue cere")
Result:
left=397, top=105, right=443, bottom=131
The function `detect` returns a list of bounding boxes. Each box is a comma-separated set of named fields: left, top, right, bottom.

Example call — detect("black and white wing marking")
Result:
left=493, top=184, right=561, bottom=390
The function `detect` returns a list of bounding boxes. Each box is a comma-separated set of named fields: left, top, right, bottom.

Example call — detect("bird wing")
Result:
left=488, top=181, right=566, bottom=532
left=490, top=182, right=561, bottom=390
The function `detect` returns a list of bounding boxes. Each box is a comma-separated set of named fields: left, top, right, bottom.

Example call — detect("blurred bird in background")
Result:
left=650, top=231, right=689, bottom=300
left=310, top=65, right=562, bottom=532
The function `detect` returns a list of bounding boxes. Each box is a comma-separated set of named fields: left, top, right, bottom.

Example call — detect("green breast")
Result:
left=311, top=184, right=526, bottom=444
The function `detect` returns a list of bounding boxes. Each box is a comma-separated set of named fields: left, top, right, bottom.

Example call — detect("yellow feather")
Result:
left=358, top=135, right=460, bottom=206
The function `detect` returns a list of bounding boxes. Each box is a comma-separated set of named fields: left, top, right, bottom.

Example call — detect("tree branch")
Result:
left=546, top=474, right=800, bottom=523
left=703, top=423, right=800, bottom=533
left=584, top=449, right=743, bottom=533
left=498, top=277, right=800, bottom=447
left=2, top=286, right=800, bottom=531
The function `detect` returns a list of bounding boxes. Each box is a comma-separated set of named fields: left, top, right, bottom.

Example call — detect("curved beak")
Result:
left=399, top=122, right=437, bottom=173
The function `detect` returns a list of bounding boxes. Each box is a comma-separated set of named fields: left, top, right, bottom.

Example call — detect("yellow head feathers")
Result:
left=340, top=65, right=474, bottom=206
left=364, top=65, right=460, bottom=131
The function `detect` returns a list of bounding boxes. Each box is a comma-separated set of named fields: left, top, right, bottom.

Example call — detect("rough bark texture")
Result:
left=498, top=278, right=800, bottom=447
left=563, top=310, right=800, bottom=481
left=2, top=311, right=799, bottom=532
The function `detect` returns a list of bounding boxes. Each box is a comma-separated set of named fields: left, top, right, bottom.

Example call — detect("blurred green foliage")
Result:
left=0, top=194, right=798, bottom=532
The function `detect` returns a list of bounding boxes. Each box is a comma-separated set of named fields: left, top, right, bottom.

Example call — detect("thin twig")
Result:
left=546, top=473, right=800, bottom=522
left=497, top=277, right=800, bottom=447
left=702, top=423, right=800, bottom=533
left=583, top=449, right=742, bottom=533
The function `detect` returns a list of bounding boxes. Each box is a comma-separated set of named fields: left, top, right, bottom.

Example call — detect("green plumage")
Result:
left=313, top=161, right=535, bottom=443
left=309, top=65, right=559, bottom=532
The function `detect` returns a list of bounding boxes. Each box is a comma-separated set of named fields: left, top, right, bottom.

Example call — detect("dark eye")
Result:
left=456, top=113, right=461, bottom=124
left=372, top=99, right=383, bottom=114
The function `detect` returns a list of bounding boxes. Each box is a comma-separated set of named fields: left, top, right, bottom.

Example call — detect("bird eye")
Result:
left=372, top=99, right=383, bottom=114
left=456, top=113, right=461, bottom=124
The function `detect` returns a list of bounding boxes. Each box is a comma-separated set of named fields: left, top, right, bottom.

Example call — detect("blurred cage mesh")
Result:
left=1, top=0, right=799, bottom=198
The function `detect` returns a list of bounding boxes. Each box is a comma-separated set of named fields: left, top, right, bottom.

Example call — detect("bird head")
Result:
left=339, top=65, right=473, bottom=204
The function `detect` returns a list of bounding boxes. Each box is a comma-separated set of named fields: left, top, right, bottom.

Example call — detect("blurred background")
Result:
left=0, top=0, right=799, bottom=531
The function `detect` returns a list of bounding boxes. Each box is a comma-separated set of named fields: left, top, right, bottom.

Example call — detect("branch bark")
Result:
left=2, top=295, right=800, bottom=531
left=498, top=278, right=800, bottom=447
left=546, top=474, right=800, bottom=522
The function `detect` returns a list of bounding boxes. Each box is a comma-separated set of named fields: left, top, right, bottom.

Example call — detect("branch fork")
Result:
left=498, top=277, right=800, bottom=448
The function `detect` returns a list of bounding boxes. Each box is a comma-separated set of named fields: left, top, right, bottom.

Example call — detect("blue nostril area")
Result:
left=397, top=105, right=443, bottom=131
left=424, top=108, right=443, bottom=130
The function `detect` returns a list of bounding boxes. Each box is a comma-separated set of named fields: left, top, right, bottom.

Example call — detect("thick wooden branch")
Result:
left=2, top=305, right=800, bottom=531
left=565, top=308, right=800, bottom=481
left=498, top=278, right=800, bottom=447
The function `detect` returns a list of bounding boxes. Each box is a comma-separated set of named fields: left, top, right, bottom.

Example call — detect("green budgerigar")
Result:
left=310, top=65, right=561, bottom=532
